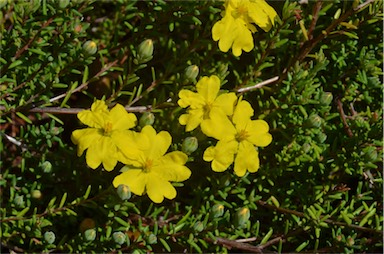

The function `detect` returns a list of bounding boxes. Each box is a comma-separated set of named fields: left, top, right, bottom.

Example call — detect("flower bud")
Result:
left=184, top=65, right=199, bottom=82
left=235, top=207, right=250, bottom=227
left=14, top=194, right=25, bottom=208
left=305, top=114, right=322, bottom=128
left=211, top=204, right=224, bottom=218
left=116, top=184, right=131, bottom=201
left=182, top=137, right=198, bottom=154
left=84, top=228, right=96, bottom=241
left=346, top=237, right=355, bottom=247
left=193, top=221, right=204, bottom=232
left=41, top=161, right=52, bottom=173
left=83, top=40, right=97, bottom=56
left=31, top=190, right=42, bottom=199
left=147, top=233, right=157, bottom=244
left=363, top=147, right=377, bottom=162
left=57, top=0, right=70, bottom=9
left=139, top=112, right=155, bottom=127
left=135, top=39, right=154, bottom=64
left=316, top=132, right=327, bottom=143
left=113, top=231, right=126, bottom=245
left=320, top=92, right=333, bottom=105
left=44, top=231, right=56, bottom=244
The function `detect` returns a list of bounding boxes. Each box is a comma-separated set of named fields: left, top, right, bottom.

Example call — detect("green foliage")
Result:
left=1, top=0, right=382, bottom=253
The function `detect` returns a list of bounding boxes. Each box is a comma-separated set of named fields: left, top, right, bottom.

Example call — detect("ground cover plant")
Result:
left=1, top=0, right=383, bottom=253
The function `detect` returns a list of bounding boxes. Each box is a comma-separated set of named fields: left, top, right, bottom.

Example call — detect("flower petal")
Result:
left=178, top=90, right=205, bottom=109
left=178, top=109, right=204, bottom=132
left=113, top=169, right=147, bottom=196
left=196, top=76, right=221, bottom=103
left=213, top=92, right=237, bottom=116
left=234, top=141, right=260, bottom=176
left=201, top=111, right=236, bottom=141
left=142, top=126, right=171, bottom=159
left=71, top=128, right=103, bottom=156
left=146, top=175, right=177, bottom=203
left=248, top=0, right=278, bottom=32
left=231, top=19, right=254, bottom=56
left=232, top=99, right=254, bottom=129
left=203, top=140, right=238, bottom=172
left=109, top=104, right=137, bottom=130
left=155, top=151, right=191, bottom=181
left=246, top=120, right=273, bottom=147
left=212, top=13, right=235, bottom=53
left=86, top=137, right=118, bottom=170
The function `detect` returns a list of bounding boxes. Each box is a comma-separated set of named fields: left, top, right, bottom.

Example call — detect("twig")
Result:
left=49, top=60, right=118, bottom=103
left=0, top=105, right=152, bottom=114
left=211, top=237, right=263, bottom=253
left=236, top=76, right=279, bottom=93
left=307, top=0, right=323, bottom=40
left=336, top=98, right=354, bottom=137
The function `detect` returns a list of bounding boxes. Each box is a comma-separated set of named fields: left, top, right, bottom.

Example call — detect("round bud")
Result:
left=44, top=231, right=55, bottom=244
left=139, top=112, right=155, bottom=127
left=116, top=184, right=131, bottom=201
left=211, top=204, right=225, bottom=218
left=82, top=41, right=97, bottom=56
left=112, top=231, right=126, bottom=245
left=182, top=137, right=198, bottom=154
left=184, top=65, right=199, bottom=82
left=84, top=228, right=96, bottom=241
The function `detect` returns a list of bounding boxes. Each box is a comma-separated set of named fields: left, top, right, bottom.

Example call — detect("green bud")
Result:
left=193, top=221, right=204, bottom=232
left=182, top=137, right=198, bottom=154
left=211, top=204, right=225, bottom=218
left=112, top=231, right=126, bottom=245
left=83, top=41, right=97, bottom=56
left=302, top=143, right=311, bottom=153
left=84, top=228, right=96, bottom=241
left=316, top=132, right=327, bottom=143
left=44, top=231, right=55, bottom=244
left=14, top=194, right=25, bottom=208
left=363, top=147, right=377, bottom=162
left=184, top=65, right=199, bottom=82
left=235, top=207, right=250, bottom=227
left=135, top=39, right=154, bottom=64
left=305, top=114, right=322, bottom=128
left=320, top=92, right=333, bottom=105
left=147, top=233, right=157, bottom=244
left=57, top=0, right=70, bottom=9
left=41, top=161, right=52, bottom=173
left=31, top=190, right=42, bottom=199
left=346, top=237, right=355, bottom=247
left=139, top=112, right=155, bottom=127
left=116, top=184, right=131, bottom=201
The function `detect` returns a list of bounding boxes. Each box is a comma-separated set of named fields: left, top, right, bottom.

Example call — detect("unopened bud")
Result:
left=147, top=233, right=157, bottom=244
left=44, top=231, right=56, bottom=244
left=211, top=204, right=225, bottom=218
left=58, top=0, right=70, bottom=9
left=346, top=237, right=355, bottom=247
left=41, top=161, right=52, bottom=173
left=14, top=194, right=25, bottom=208
left=113, top=231, right=126, bottom=245
left=184, top=65, right=199, bottom=82
left=83, top=41, right=97, bottom=56
left=235, top=207, right=250, bottom=227
left=320, top=92, right=333, bottom=105
left=139, top=112, right=155, bottom=127
left=135, top=39, right=154, bottom=64
left=363, top=147, right=377, bottom=162
left=316, top=132, right=327, bottom=143
left=193, top=221, right=204, bottom=232
left=305, top=114, right=322, bottom=128
left=31, top=190, right=42, bottom=199
left=182, top=137, right=198, bottom=154
left=84, top=228, right=96, bottom=241
left=116, top=184, right=131, bottom=201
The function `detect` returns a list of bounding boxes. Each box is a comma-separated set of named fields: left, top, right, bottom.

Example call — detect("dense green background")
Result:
left=1, top=0, right=382, bottom=252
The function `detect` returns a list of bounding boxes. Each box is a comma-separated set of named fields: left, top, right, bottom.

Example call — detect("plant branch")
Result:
left=236, top=76, right=279, bottom=93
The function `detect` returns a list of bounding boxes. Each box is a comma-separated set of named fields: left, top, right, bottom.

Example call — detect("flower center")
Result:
left=236, top=129, right=249, bottom=142
left=232, top=3, right=248, bottom=19
left=203, top=102, right=213, bottom=119
left=103, top=122, right=113, bottom=136
left=143, top=159, right=153, bottom=173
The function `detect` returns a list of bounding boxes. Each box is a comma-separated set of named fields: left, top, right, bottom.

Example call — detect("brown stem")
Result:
left=336, top=98, right=354, bottom=137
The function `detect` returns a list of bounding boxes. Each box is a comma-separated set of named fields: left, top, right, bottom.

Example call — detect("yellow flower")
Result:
left=113, top=126, right=191, bottom=203
left=71, top=100, right=138, bottom=171
left=212, top=0, right=278, bottom=56
left=201, top=99, right=272, bottom=176
left=178, top=75, right=237, bottom=131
